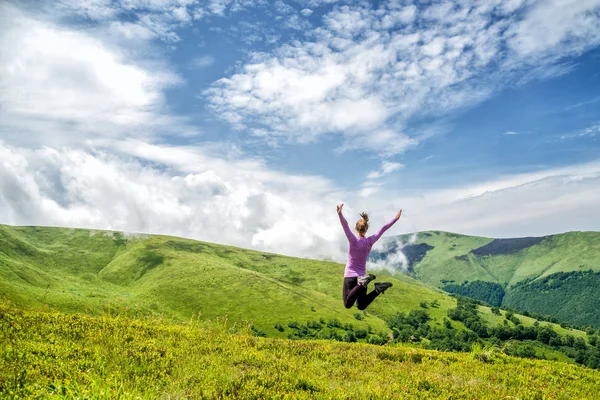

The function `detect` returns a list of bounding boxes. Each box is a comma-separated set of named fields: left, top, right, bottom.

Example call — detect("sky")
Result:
left=1, top=0, right=599, bottom=262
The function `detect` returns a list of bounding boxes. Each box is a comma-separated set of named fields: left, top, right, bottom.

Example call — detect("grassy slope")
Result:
left=2, top=303, right=599, bottom=399
left=406, top=232, right=494, bottom=286
left=404, top=231, right=600, bottom=287
left=0, top=224, right=458, bottom=338
left=0, top=224, right=588, bottom=340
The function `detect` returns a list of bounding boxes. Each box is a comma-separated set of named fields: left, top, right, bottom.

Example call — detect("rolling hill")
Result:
left=374, top=230, right=600, bottom=327
left=1, top=223, right=598, bottom=370
left=0, top=224, right=464, bottom=338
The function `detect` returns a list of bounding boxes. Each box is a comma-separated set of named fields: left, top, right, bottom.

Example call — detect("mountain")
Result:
left=374, top=230, right=600, bottom=327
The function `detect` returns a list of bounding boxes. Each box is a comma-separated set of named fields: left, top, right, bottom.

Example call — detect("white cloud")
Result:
left=207, top=0, right=232, bottom=16
left=301, top=8, right=313, bottom=17
left=2, top=141, right=599, bottom=262
left=560, top=123, right=600, bottom=140
left=38, top=0, right=273, bottom=45
left=108, top=21, right=157, bottom=40
left=56, top=0, right=119, bottom=20
left=172, top=6, right=191, bottom=22
left=358, top=182, right=382, bottom=198
left=0, top=141, right=346, bottom=259
left=201, top=0, right=264, bottom=17
left=367, top=161, right=404, bottom=180
left=503, top=131, right=519, bottom=135
left=206, top=0, right=600, bottom=156
left=275, top=0, right=295, bottom=15
left=365, top=161, right=600, bottom=240
left=50, top=0, right=205, bottom=43
left=506, top=0, right=600, bottom=58
left=0, top=4, right=190, bottom=147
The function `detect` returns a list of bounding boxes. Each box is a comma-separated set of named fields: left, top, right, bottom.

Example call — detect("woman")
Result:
left=337, top=203, right=401, bottom=310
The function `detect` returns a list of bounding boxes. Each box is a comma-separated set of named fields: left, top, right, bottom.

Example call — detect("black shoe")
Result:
left=375, top=282, right=393, bottom=294
left=358, top=274, right=376, bottom=286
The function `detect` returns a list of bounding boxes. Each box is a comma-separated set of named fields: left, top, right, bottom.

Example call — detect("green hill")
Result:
left=1, top=223, right=597, bottom=369
left=0, top=224, right=461, bottom=338
left=2, top=303, right=599, bottom=399
left=376, top=230, right=600, bottom=327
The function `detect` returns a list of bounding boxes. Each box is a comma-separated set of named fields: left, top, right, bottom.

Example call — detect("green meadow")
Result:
left=2, top=302, right=600, bottom=399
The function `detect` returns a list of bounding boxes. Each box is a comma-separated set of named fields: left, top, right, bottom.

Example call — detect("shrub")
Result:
left=326, top=319, right=341, bottom=328
left=343, top=331, right=357, bottom=343
left=354, top=329, right=368, bottom=339
left=367, top=334, right=387, bottom=345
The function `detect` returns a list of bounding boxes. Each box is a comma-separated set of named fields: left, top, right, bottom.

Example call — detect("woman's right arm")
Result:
left=337, top=204, right=356, bottom=244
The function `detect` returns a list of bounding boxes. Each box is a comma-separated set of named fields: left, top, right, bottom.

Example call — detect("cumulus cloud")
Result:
left=0, top=141, right=346, bottom=259
left=206, top=0, right=600, bottom=155
left=2, top=140, right=598, bottom=263
left=0, top=4, right=192, bottom=147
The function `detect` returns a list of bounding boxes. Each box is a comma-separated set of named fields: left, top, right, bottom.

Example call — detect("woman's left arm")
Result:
left=369, top=209, right=402, bottom=244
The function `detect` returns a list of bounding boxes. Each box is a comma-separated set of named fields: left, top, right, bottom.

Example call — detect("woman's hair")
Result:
left=355, top=212, right=369, bottom=236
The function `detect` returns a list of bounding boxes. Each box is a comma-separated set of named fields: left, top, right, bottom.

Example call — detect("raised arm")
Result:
left=337, top=204, right=356, bottom=244
left=369, top=209, right=402, bottom=244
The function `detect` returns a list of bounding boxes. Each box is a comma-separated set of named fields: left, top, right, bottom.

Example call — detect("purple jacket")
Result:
left=339, top=212, right=399, bottom=277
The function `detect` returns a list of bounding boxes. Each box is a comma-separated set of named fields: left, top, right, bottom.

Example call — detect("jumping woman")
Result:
left=337, top=203, right=402, bottom=310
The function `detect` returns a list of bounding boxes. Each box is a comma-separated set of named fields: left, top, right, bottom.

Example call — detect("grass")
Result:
left=2, top=302, right=599, bottom=399
left=0, top=224, right=391, bottom=336
left=479, top=306, right=587, bottom=339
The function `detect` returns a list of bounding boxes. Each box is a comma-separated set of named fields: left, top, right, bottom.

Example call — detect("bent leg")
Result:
left=356, top=289, right=379, bottom=310
left=342, top=277, right=363, bottom=308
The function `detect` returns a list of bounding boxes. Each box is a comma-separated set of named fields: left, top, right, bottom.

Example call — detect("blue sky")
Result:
left=1, top=0, right=599, bottom=260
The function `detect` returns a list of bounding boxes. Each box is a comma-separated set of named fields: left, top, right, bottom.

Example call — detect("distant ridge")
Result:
left=376, top=230, right=600, bottom=327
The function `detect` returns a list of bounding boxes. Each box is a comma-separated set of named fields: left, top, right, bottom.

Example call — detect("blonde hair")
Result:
left=355, top=212, right=369, bottom=236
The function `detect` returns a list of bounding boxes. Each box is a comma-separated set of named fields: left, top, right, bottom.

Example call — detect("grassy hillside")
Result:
left=2, top=223, right=596, bottom=367
left=378, top=230, right=600, bottom=327
left=391, top=231, right=600, bottom=287
left=0, top=224, right=467, bottom=339
left=2, top=303, right=599, bottom=399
